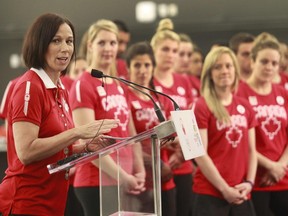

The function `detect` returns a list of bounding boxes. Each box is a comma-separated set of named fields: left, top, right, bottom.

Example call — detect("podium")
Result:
left=47, top=120, right=176, bottom=216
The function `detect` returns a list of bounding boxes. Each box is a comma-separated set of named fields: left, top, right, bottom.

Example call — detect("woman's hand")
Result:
left=121, top=173, right=146, bottom=195
left=77, top=119, right=119, bottom=140
left=168, top=150, right=184, bottom=170
left=260, top=161, right=288, bottom=187
left=234, top=182, right=253, bottom=200
left=221, top=186, right=245, bottom=205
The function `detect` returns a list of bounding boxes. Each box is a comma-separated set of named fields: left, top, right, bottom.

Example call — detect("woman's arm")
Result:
left=72, top=108, right=143, bottom=192
left=234, top=128, right=257, bottom=197
left=257, top=142, right=288, bottom=185
left=13, top=118, right=117, bottom=165
left=127, top=113, right=146, bottom=192
left=195, top=129, right=244, bottom=204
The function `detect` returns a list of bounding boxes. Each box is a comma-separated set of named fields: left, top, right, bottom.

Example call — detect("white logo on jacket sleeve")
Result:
left=76, top=80, right=81, bottom=102
left=23, top=81, right=31, bottom=116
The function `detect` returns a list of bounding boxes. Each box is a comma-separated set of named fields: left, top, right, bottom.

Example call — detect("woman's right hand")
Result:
left=77, top=119, right=119, bottom=139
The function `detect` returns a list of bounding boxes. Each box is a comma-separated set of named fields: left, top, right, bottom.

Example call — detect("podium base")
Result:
left=109, top=211, right=156, bottom=216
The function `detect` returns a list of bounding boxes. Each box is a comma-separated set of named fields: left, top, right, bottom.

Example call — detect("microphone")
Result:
left=91, top=69, right=166, bottom=122
left=91, top=69, right=180, bottom=111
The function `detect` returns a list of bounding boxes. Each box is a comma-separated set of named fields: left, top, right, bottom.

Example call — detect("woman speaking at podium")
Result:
left=0, top=13, right=118, bottom=216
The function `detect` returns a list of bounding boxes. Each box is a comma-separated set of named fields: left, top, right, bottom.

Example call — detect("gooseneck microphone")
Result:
left=91, top=69, right=166, bottom=122
left=91, top=69, right=180, bottom=111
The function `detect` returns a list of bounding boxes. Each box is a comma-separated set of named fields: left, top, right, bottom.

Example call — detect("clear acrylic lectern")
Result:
left=47, top=120, right=176, bottom=216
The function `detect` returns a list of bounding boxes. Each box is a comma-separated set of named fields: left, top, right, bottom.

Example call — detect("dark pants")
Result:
left=252, top=190, right=288, bottom=216
left=74, top=187, right=101, bottom=216
left=162, top=188, right=177, bottom=216
left=193, top=193, right=256, bottom=216
left=174, top=173, right=193, bottom=216
left=74, top=186, right=140, bottom=216
left=65, top=185, right=84, bottom=216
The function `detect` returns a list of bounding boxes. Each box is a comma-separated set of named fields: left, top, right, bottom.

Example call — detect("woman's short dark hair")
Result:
left=22, top=13, right=76, bottom=75
left=125, top=41, right=156, bottom=68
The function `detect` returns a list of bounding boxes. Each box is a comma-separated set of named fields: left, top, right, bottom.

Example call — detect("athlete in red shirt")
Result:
left=69, top=19, right=145, bottom=216
left=236, top=33, right=288, bottom=216
left=193, top=47, right=257, bottom=216
left=125, top=41, right=177, bottom=215
left=150, top=18, right=194, bottom=216
left=0, top=14, right=117, bottom=216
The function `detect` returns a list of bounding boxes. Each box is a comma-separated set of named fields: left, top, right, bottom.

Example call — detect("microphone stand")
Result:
left=91, top=69, right=180, bottom=111
left=102, top=76, right=166, bottom=123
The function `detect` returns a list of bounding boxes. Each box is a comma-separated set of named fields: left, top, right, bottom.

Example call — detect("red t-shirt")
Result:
left=60, top=75, right=74, bottom=92
left=193, top=96, right=257, bottom=198
left=236, top=82, right=288, bottom=191
left=187, top=74, right=201, bottom=101
left=117, top=59, right=129, bottom=80
left=153, top=73, right=194, bottom=175
left=127, top=88, right=175, bottom=190
left=0, top=76, right=21, bottom=120
left=69, top=71, right=133, bottom=187
left=0, top=68, right=73, bottom=216
left=279, top=72, right=288, bottom=91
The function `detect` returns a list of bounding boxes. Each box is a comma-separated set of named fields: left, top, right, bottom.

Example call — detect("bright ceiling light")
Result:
left=136, top=1, right=157, bottom=23
left=158, top=4, right=168, bottom=18
left=168, top=3, right=178, bottom=17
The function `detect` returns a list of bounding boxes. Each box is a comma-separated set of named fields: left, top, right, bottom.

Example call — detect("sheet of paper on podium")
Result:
left=171, top=109, right=205, bottom=160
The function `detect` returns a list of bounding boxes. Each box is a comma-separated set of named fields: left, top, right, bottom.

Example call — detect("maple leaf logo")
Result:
left=226, top=126, right=243, bottom=148
left=261, top=116, right=281, bottom=140
left=114, top=106, right=129, bottom=131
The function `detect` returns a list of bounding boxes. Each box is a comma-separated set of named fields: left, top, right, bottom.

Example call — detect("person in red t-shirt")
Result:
left=0, top=13, right=118, bottom=216
left=229, top=32, right=255, bottom=82
left=62, top=56, right=88, bottom=216
left=125, top=41, right=177, bottom=215
left=174, top=33, right=201, bottom=105
left=0, top=77, right=21, bottom=122
left=193, top=46, right=257, bottom=216
left=150, top=18, right=194, bottom=216
left=113, top=20, right=131, bottom=80
left=61, top=56, right=87, bottom=92
left=69, top=19, right=145, bottom=216
left=236, top=32, right=288, bottom=216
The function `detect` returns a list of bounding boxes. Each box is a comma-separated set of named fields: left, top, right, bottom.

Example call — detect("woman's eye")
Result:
left=98, top=41, right=105, bottom=46
left=67, top=39, right=73, bottom=45
left=52, top=39, right=60, bottom=43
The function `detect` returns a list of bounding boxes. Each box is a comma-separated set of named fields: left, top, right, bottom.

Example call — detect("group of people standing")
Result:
left=0, top=12, right=288, bottom=216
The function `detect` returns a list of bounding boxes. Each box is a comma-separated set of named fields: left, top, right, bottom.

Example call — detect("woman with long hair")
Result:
left=193, top=46, right=257, bottom=216
left=69, top=20, right=145, bottom=216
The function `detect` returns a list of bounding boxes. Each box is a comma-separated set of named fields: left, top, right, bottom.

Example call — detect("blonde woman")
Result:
left=193, top=47, right=257, bottom=216
left=151, top=18, right=194, bottom=216
left=69, top=20, right=145, bottom=216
